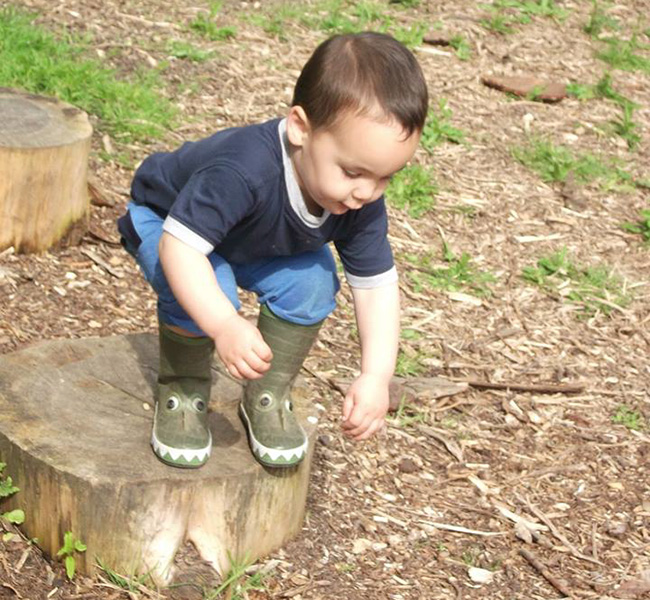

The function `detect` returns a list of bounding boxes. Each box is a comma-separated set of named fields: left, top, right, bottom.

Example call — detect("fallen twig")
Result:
left=519, top=548, right=574, bottom=598
left=301, top=365, right=346, bottom=397
left=524, top=499, right=603, bottom=566
left=419, top=521, right=506, bottom=537
left=80, top=248, right=123, bottom=279
left=417, top=425, right=464, bottom=462
left=462, top=380, right=585, bottom=394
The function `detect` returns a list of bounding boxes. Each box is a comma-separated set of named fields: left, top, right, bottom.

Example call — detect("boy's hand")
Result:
left=341, top=373, right=390, bottom=441
left=214, top=314, right=272, bottom=380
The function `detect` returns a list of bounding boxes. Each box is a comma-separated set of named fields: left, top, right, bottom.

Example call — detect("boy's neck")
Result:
left=288, top=146, right=323, bottom=217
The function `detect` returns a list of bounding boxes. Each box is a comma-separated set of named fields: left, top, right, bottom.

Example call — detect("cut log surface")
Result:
left=0, top=334, right=318, bottom=584
left=0, top=88, right=92, bottom=252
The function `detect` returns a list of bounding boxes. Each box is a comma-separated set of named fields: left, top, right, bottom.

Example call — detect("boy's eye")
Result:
left=343, top=169, right=361, bottom=178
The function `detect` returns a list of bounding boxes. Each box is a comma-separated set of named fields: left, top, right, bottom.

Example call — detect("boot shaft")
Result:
left=246, top=306, right=322, bottom=401
left=158, top=323, right=215, bottom=385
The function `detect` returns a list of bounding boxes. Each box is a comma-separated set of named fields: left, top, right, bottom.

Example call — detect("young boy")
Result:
left=117, top=31, right=428, bottom=469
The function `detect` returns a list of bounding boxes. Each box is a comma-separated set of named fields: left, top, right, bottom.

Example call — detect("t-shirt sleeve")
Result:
left=334, top=198, right=398, bottom=289
left=162, top=163, right=255, bottom=255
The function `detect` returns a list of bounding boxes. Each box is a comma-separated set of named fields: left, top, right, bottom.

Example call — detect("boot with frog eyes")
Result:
left=151, top=323, right=215, bottom=468
left=239, top=305, right=323, bottom=468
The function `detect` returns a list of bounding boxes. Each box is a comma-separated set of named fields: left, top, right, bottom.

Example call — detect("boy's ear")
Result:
left=286, top=106, right=311, bottom=147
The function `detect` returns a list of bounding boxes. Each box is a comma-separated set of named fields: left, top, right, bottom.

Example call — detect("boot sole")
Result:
left=151, top=431, right=212, bottom=468
left=239, top=403, right=307, bottom=468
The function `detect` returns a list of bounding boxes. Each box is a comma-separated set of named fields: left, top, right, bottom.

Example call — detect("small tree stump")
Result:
left=0, top=88, right=92, bottom=253
left=0, top=335, right=318, bottom=584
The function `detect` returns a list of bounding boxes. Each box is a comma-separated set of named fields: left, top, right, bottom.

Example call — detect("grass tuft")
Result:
left=621, top=208, right=650, bottom=244
left=612, top=405, right=645, bottom=430
left=189, top=2, right=237, bottom=40
left=386, top=165, right=438, bottom=218
left=512, top=138, right=634, bottom=188
left=583, top=0, right=619, bottom=38
left=596, top=35, right=650, bottom=73
left=522, top=248, right=631, bottom=316
left=421, top=100, right=466, bottom=153
left=405, top=242, right=495, bottom=298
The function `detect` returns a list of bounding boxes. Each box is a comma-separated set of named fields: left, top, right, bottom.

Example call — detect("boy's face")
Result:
left=287, top=107, right=420, bottom=216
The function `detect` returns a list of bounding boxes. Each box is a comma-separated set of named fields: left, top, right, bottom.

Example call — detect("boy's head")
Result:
left=287, top=33, right=428, bottom=217
left=292, top=31, right=428, bottom=136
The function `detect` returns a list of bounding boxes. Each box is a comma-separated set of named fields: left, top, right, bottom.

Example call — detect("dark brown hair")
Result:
left=292, top=32, right=428, bottom=136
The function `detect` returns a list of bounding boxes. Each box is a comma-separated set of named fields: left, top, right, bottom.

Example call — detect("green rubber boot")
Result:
left=240, top=306, right=323, bottom=468
left=151, top=324, right=214, bottom=468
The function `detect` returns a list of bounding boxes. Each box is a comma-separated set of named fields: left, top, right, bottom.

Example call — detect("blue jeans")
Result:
left=121, top=203, right=340, bottom=335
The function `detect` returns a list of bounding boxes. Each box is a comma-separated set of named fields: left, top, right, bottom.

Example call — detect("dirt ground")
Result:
left=1, top=0, right=649, bottom=598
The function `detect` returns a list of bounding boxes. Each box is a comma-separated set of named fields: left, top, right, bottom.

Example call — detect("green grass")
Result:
left=480, top=0, right=568, bottom=34
left=97, top=559, right=155, bottom=593
left=385, top=164, right=438, bottom=218
left=450, top=34, right=472, bottom=60
left=596, top=35, right=650, bottom=73
left=189, top=2, right=237, bottom=41
left=611, top=101, right=641, bottom=150
left=621, top=208, right=650, bottom=244
left=612, top=405, right=645, bottom=430
left=0, top=7, right=177, bottom=142
left=244, top=3, right=303, bottom=40
left=204, top=554, right=268, bottom=600
left=512, top=138, right=635, bottom=188
left=583, top=0, right=619, bottom=38
left=522, top=248, right=631, bottom=316
left=244, top=0, right=425, bottom=47
left=405, top=242, right=495, bottom=297
left=566, top=74, right=641, bottom=150
left=0, top=462, right=24, bottom=527
left=167, top=40, right=216, bottom=62
left=421, top=100, right=466, bottom=153
left=391, top=394, right=428, bottom=426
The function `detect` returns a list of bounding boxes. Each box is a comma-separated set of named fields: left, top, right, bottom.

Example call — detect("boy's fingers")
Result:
left=342, top=394, right=354, bottom=421
left=233, top=358, right=263, bottom=380
left=343, top=414, right=373, bottom=437
left=252, top=339, right=273, bottom=362
left=244, top=350, right=271, bottom=373
left=353, top=418, right=384, bottom=441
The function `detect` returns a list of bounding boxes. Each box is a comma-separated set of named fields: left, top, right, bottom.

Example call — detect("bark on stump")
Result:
left=0, top=88, right=92, bottom=253
left=0, top=334, right=318, bottom=584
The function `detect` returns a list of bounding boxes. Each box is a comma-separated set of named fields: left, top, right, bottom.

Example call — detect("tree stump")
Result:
left=0, top=335, right=318, bottom=584
left=0, top=88, right=92, bottom=253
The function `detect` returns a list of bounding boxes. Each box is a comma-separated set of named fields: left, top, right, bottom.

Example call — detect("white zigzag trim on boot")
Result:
left=240, top=403, right=308, bottom=464
left=151, top=431, right=212, bottom=464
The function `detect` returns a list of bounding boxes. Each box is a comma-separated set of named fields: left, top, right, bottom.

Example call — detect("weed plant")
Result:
left=566, top=74, right=640, bottom=150
left=596, top=35, right=650, bottom=73
left=480, top=0, right=568, bottom=34
left=96, top=559, right=154, bottom=592
left=522, top=248, right=631, bottom=316
left=167, top=40, right=215, bottom=62
left=583, top=0, right=619, bottom=38
left=450, top=35, right=472, bottom=60
left=405, top=243, right=495, bottom=298
left=0, top=463, right=24, bottom=527
left=621, top=208, right=650, bottom=244
left=205, top=553, right=268, bottom=600
left=392, top=394, right=428, bottom=426
left=57, top=531, right=87, bottom=580
left=612, top=405, right=645, bottom=430
left=385, top=164, right=438, bottom=218
left=421, top=100, right=466, bottom=153
left=512, top=138, right=634, bottom=188
left=0, top=7, right=177, bottom=142
left=189, top=2, right=237, bottom=40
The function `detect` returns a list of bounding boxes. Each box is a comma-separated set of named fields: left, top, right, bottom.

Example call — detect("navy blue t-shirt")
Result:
left=130, top=118, right=397, bottom=288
